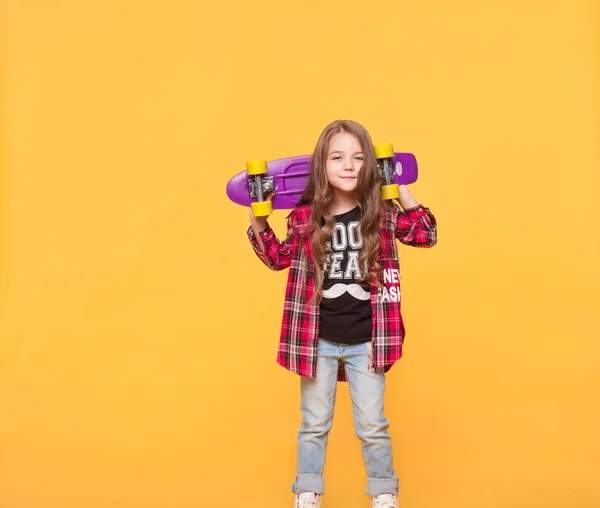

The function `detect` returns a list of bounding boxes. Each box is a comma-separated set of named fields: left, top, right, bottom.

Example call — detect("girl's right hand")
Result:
left=249, top=211, right=268, bottom=231
left=249, top=192, right=275, bottom=232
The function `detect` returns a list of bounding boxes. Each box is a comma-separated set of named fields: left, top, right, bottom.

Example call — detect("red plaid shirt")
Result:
left=248, top=203, right=437, bottom=381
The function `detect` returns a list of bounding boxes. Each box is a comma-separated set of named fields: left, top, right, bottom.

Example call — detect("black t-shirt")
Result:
left=319, top=206, right=372, bottom=345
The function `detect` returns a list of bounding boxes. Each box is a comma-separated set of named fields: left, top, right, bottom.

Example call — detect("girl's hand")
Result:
left=249, top=192, right=275, bottom=232
left=249, top=209, right=268, bottom=231
left=249, top=193, right=275, bottom=253
left=398, top=185, right=420, bottom=210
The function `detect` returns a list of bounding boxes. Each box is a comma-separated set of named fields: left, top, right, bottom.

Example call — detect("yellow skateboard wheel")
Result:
left=251, top=200, right=273, bottom=217
left=381, top=184, right=400, bottom=200
left=374, top=143, right=394, bottom=159
left=246, top=159, right=268, bottom=176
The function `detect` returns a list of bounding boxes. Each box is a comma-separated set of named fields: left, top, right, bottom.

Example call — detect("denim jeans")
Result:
left=292, top=339, right=399, bottom=497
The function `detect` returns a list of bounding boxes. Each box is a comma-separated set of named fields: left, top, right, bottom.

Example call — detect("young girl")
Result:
left=247, top=120, right=437, bottom=508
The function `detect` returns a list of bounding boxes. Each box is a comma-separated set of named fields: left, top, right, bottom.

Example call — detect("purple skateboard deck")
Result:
left=226, top=152, right=418, bottom=210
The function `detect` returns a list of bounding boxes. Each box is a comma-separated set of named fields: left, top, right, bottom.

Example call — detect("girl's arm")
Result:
left=247, top=206, right=296, bottom=271
left=249, top=213, right=269, bottom=253
left=393, top=185, right=437, bottom=247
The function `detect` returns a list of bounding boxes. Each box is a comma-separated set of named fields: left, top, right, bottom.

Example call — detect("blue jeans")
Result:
left=292, top=339, right=399, bottom=497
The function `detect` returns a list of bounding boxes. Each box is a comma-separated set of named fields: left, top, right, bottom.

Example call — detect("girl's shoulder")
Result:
left=382, top=201, right=401, bottom=220
left=287, top=204, right=312, bottom=226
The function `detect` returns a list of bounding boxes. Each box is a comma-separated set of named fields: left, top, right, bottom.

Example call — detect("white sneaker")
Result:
left=295, top=492, right=321, bottom=508
left=372, top=493, right=397, bottom=508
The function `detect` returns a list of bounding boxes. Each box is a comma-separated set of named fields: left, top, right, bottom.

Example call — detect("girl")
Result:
left=247, top=120, right=437, bottom=508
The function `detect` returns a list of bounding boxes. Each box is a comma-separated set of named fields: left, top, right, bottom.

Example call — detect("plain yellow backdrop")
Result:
left=1, top=1, right=599, bottom=507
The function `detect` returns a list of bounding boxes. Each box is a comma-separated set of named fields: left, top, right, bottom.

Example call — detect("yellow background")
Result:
left=1, top=1, right=599, bottom=507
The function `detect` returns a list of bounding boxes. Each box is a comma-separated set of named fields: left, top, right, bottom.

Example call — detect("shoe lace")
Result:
left=374, top=498, right=397, bottom=508
left=297, top=497, right=319, bottom=508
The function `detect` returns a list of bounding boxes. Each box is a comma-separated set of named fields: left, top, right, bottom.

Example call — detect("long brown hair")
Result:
left=298, top=120, right=384, bottom=303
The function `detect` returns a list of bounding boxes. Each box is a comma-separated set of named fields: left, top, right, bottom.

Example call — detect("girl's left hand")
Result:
left=398, top=185, right=420, bottom=210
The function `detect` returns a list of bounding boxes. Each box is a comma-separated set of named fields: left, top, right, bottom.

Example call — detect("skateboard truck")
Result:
left=246, top=160, right=273, bottom=217
left=374, top=143, right=401, bottom=200
left=248, top=176, right=275, bottom=199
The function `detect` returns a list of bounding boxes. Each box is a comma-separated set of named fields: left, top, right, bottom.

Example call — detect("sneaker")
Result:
left=372, top=493, right=397, bottom=508
left=294, top=492, right=321, bottom=508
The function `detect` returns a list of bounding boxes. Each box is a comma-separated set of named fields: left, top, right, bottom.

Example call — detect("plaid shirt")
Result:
left=248, top=203, right=437, bottom=381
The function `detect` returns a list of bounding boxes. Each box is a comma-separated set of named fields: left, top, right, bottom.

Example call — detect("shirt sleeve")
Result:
left=247, top=210, right=297, bottom=271
left=392, top=202, right=437, bottom=247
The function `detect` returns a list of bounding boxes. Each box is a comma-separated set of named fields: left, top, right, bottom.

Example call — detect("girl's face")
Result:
left=325, top=131, right=364, bottom=197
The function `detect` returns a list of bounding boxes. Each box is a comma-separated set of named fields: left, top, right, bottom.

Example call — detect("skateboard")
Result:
left=226, top=143, right=418, bottom=216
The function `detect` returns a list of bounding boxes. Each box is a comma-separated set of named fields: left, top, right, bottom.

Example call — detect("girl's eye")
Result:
left=330, top=155, right=362, bottom=161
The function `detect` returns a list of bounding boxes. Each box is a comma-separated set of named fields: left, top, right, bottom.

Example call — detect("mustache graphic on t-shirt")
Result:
left=322, top=283, right=370, bottom=301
